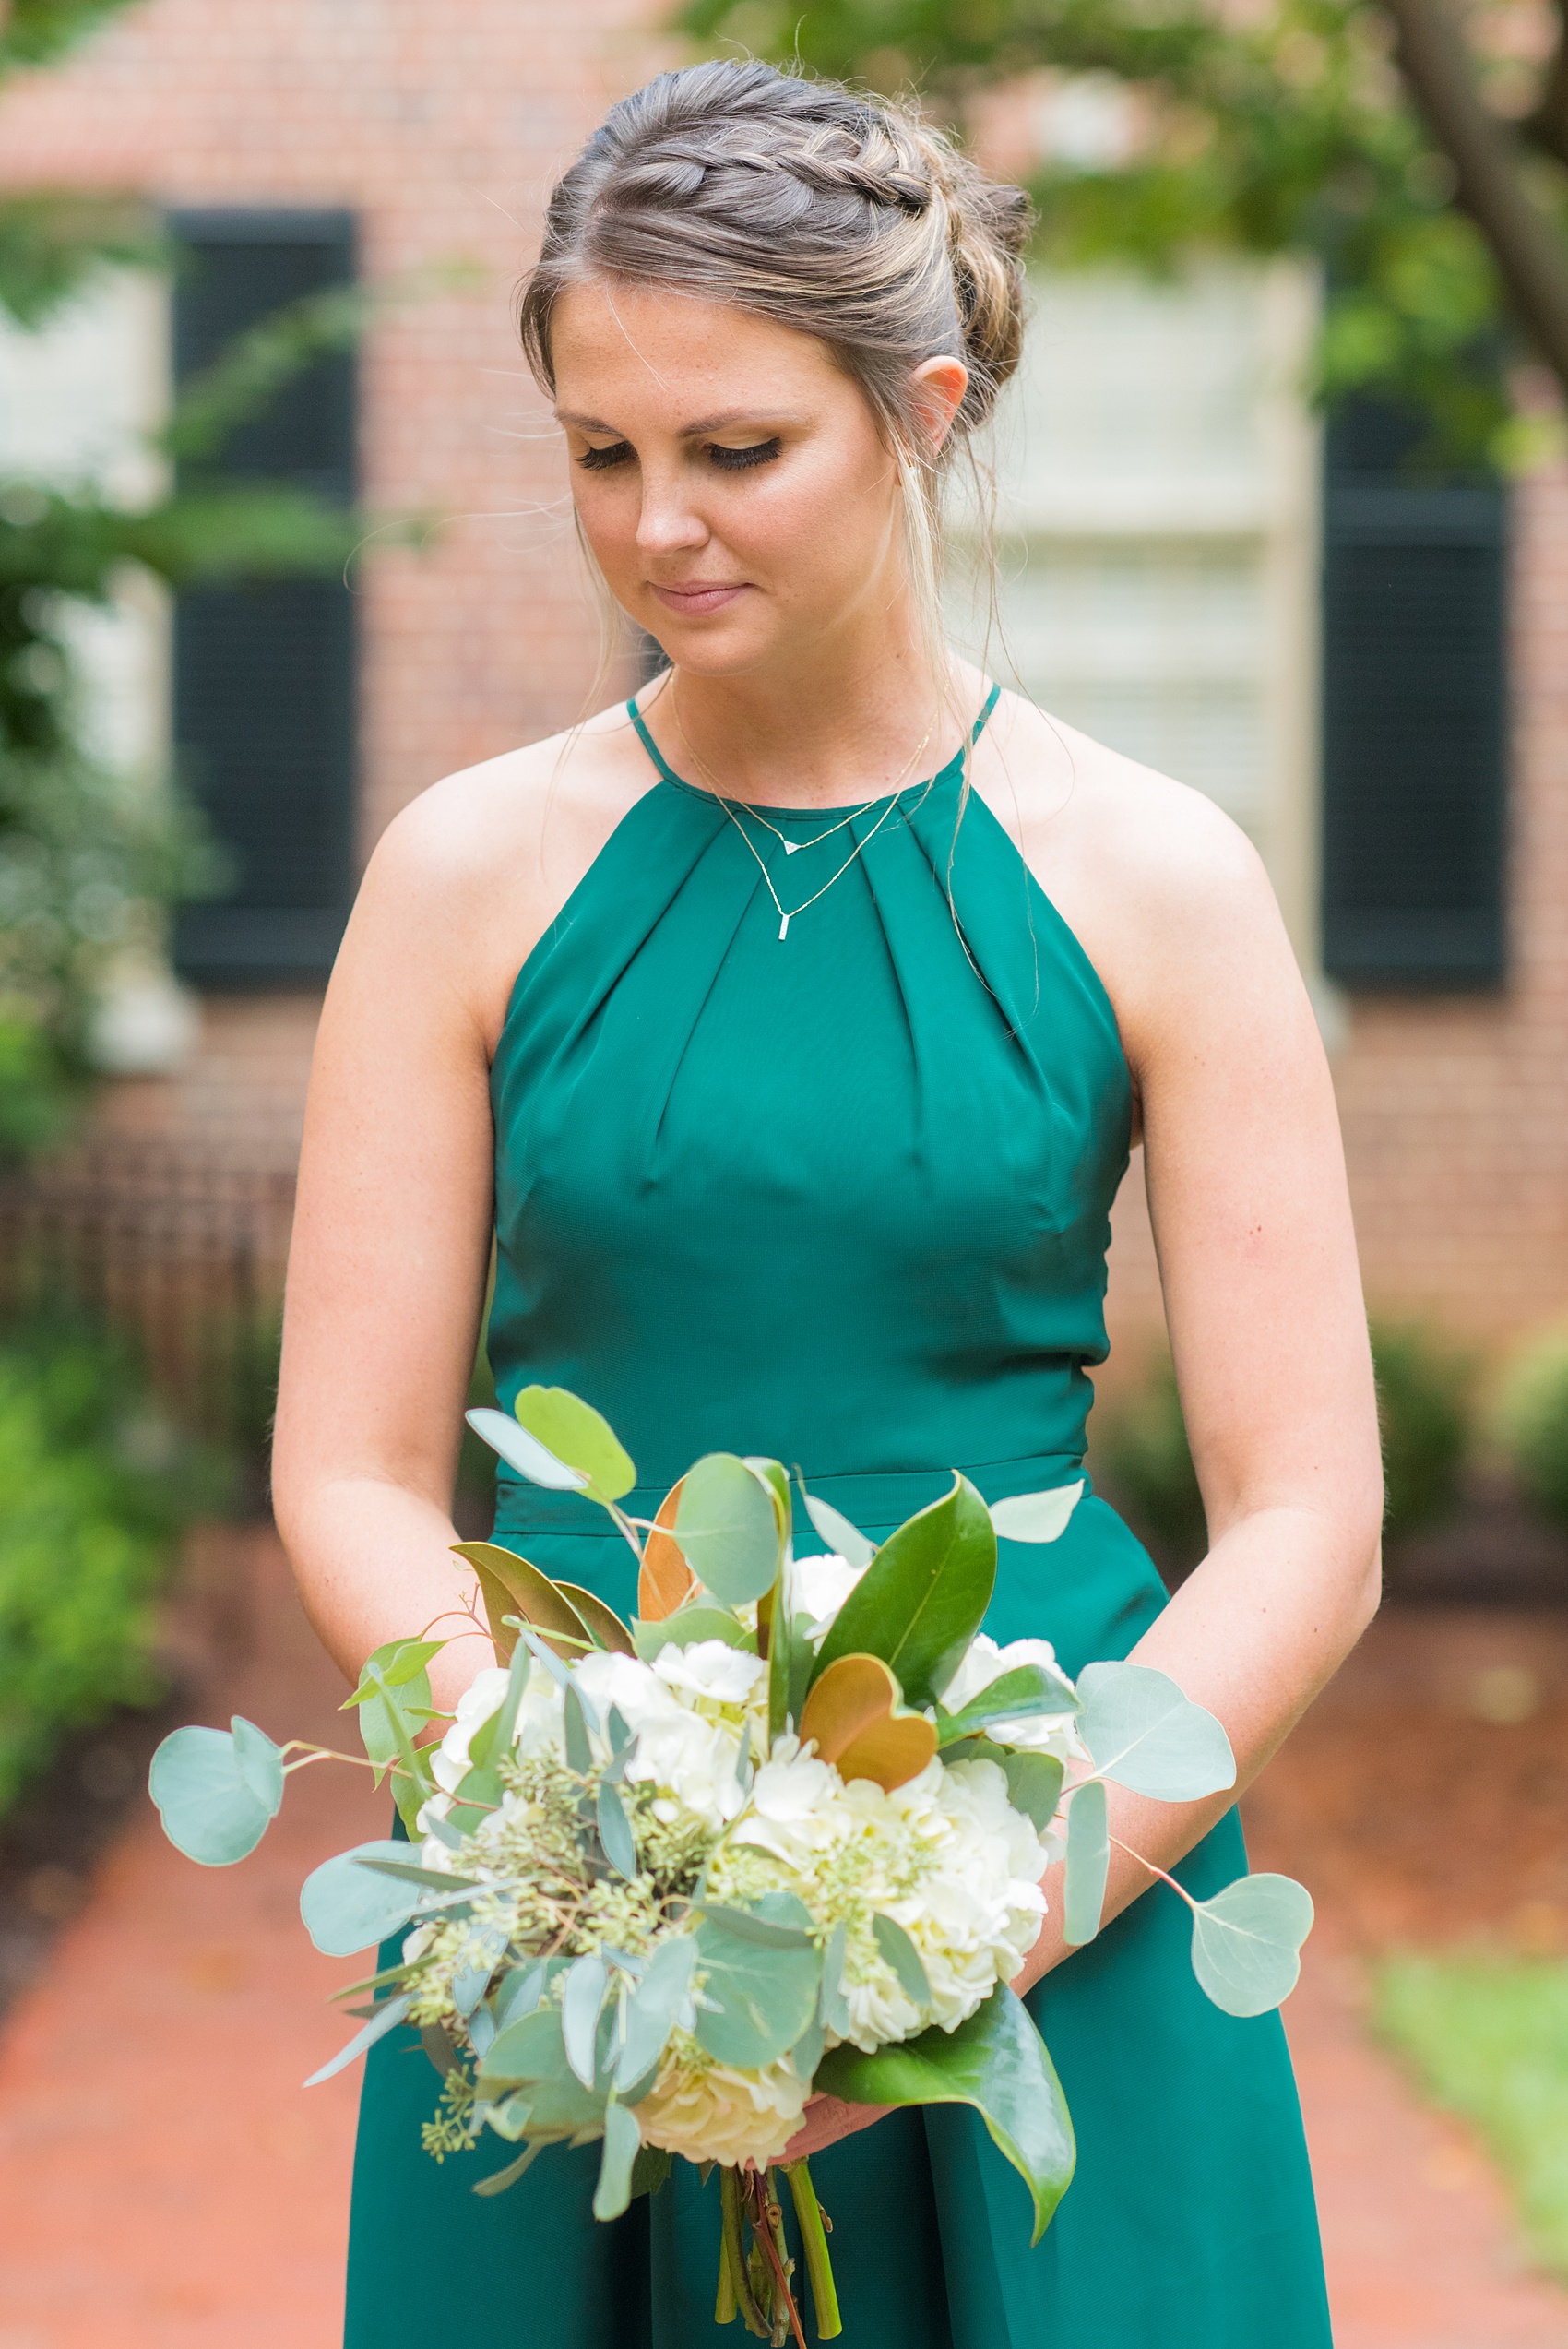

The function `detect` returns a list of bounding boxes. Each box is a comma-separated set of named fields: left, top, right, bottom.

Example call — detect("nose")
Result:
left=636, top=462, right=708, bottom=562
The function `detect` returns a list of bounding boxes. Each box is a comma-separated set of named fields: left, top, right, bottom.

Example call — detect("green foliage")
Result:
left=1370, top=1317, right=1472, bottom=1538
left=0, top=1317, right=196, bottom=1813
left=679, top=0, right=1537, bottom=464
left=1495, top=1325, right=1568, bottom=1529
left=811, top=1472, right=996, bottom=1706
left=1376, top=1952, right=1568, bottom=2278
left=1189, top=1873, right=1313, bottom=2014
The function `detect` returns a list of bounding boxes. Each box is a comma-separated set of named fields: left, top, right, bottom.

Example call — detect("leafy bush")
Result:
left=0, top=1318, right=198, bottom=1812
left=1495, top=1329, right=1568, bottom=1532
left=1369, top=1319, right=1472, bottom=1541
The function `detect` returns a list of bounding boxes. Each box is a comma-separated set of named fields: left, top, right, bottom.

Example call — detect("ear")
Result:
left=909, top=355, right=969, bottom=452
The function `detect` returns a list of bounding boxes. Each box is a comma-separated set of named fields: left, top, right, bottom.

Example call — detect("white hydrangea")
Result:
left=636, top=2035, right=808, bottom=2168
left=791, top=1550, right=868, bottom=1645
left=941, top=1634, right=1084, bottom=1758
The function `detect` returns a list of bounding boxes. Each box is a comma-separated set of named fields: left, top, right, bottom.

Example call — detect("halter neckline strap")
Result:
left=625, top=682, right=1001, bottom=818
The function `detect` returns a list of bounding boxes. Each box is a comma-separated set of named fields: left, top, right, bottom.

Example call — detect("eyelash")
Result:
left=576, top=436, right=783, bottom=474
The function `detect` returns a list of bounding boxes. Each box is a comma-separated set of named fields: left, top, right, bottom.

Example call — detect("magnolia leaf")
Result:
left=514, top=1385, right=636, bottom=1503
left=872, top=1913, right=932, bottom=2007
left=149, top=1721, right=281, bottom=1866
left=766, top=1557, right=800, bottom=1745
left=597, top=1781, right=638, bottom=1881
left=633, top=1604, right=754, bottom=1662
left=1001, top=1750, right=1066, bottom=1834
left=812, top=1475, right=995, bottom=1710
left=1190, top=1875, right=1315, bottom=2017
left=1063, top=1780, right=1110, bottom=1947
left=299, top=1841, right=424, bottom=1955
left=801, top=1489, right=874, bottom=1571
left=638, top=1478, right=698, bottom=1621
left=674, top=1454, right=785, bottom=1605
left=553, top=1581, right=636, bottom=1656
left=693, top=1912, right=820, bottom=2069
left=452, top=1543, right=594, bottom=1665
left=466, top=1404, right=588, bottom=1491
left=563, top=1950, right=612, bottom=2087
left=816, top=1986, right=1075, bottom=2245
left=594, top=2097, right=643, bottom=2220
left=303, top=1992, right=411, bottom=2087
left=937, top=1662, right=1079, bottom=1747
left=988, top=1483, right=1085, bottom=1544
left=617, top=1936, right=698, bottom=2093
left=798, top=1653, right=937, bottom=1792
left=1076, top=1662, right=1236, bottom=1801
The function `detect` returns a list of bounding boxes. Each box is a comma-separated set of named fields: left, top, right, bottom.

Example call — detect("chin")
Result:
left=635, top=612, right=779, bottom=678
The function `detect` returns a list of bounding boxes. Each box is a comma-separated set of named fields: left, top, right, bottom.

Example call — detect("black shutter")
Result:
left=1321, top=398, right=1508, bottom=989
left=169, top=210, right=357, bottom=988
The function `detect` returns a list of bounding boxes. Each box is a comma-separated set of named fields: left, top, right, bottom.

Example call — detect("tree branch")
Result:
left=1381, top=0, right=1568, bottom=398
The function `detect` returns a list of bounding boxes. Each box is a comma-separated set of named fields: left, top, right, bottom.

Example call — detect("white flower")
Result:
left=941, top=1635, right=1083, bottom=1755
left=792, top=1551, right=868, bottom=1645
left=731, top=1749, right=855, bottom=1866
left=576, top=1649, right=750, bottom=1832
left=636, top=2036, right=808, bottom=2168
left=651, top=1640, right=766, bottom=1711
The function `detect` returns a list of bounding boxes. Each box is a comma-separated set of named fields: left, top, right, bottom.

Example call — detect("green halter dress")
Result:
left=344, top=691, right=1332, bottom=2348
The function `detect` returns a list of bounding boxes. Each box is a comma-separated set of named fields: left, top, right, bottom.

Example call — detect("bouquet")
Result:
left=149, top=1388, right=1313, bottom=2346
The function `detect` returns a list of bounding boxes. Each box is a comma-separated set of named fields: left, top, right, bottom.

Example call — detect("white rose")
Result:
left=636, top=2038, right=808, bottom=2168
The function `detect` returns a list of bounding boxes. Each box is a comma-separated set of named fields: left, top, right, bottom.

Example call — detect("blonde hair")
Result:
left=518, top=59, right=1030, bottom=713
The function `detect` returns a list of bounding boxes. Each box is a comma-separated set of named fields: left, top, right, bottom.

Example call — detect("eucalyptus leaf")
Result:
left=800, top=1489, right=875, bottom=1571
left=422, top=2021, right=459, bottom=2078
left=633, top=1605, right=756, bottom=1663
left=696, top=1899, right=814, bottom=1950
left=820, top=1920, right=849, bottom=2039
left=1063, top=1779, right=1110, bottom=1947
left=472, top=2140, right=545, bottom=2198
left=466, top=1405, right=588, bottom=1491
left=563, top=1950, right=611, bottom=2087
left=816, top=1986, right=1075, bottom=2245
left=593, top=2097, right=643, bottom=2220
left=300, top=1841, right=422, bottom=1956
left=514, top=1385, right=636, bottom=1503
left=693, top=1912, right=820, bottom=2069
left=481, top=2003, right=571, bottom=2087
left=617, top=1936, right=698, bottom=2093
left=303, top=1993, right=410, bottom=2086
left=811, top=1474, right=995, bottom=1710
left=452, top=1924, right=510, bottom=2020
left=988, top=1483, right=1085, bottom=1544
left=229, top=1715, right=285, bottom=1810
left=355, top=1857, right=481, bottom=1891
left=1076, top=1662, right=1236, bottom=1801
left=936, top=1662, right=1080, bottom=1746
left=350, top=1643, right=431, bottom=1789
left=872, top=1913, right=932, bottom=2007
left=564, top=1684, right=593, bottom=1775
left=792, top=2010, right=826, bottom=2083
left=492, top=1959, right=550, bottom=2033
left=597, top=1781, right=638, bottom=1881
left=674, top=1453, right=784, bottom=1605
left=149, top=1722, right=281, bottom=1867
left=1000, top=1750, right=1066, bottom=1834
left=1190, top=1875, right=1315, bottom=2017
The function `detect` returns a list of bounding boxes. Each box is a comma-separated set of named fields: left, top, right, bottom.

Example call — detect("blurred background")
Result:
left=1, top=0, right=1567, bottom=2340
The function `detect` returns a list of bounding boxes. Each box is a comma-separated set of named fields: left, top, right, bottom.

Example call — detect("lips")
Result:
left=649, top=581, right=749, bottom=616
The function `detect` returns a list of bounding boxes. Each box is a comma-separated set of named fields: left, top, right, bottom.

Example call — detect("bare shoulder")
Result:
left=975, top=688, right=1301, bottom=1057
left=340, top=698, right=658, bottom=1047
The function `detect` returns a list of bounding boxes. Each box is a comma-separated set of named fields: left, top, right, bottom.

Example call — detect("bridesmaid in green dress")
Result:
left=272, top=59, right=1383, bottom=2348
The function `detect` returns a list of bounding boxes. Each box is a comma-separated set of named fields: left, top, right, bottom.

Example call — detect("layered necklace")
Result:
left=669, top=677, right=934, bottom=942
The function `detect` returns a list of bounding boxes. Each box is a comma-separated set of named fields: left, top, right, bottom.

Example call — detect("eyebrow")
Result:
left=555, top=408, right=801, bottom=437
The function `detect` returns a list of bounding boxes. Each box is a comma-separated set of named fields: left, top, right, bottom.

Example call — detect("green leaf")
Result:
left=481, top=2004, right=572, bottom=2086
left=988, top=1483, right=1085, bottom=1544
left=598, top=1781, right=638, bottom=1881
left=820, top=1920, right=849, bottom=2038
left=800, top=1489, right=875, bottom=1570
left=452, top=1544, right=595, bottom=1664
left=674, top=1454, right=785, bottom=1604
left=633, top=1605, right=756, bottom=1662
left=693, top=1912, right=821, bottom=2069
left=594, top=2097, right=643, bottom=2220
left=148, top=1723, right=281, bottom=1866
left=514, top=1386, right=636, bottom=1503
left=815, top=1987, right=1075, bottom=2245
left=812, top=1475, right=995, bottom=1709
left=1076, top=1662, right=1236, bottom=1800
left=872, top=1913, right=932, bottom=2007
left=564, top=1683, right=593, bottom=1775
left=767, top=1560, right=799, bottom=1744
left=354, top=1857, right=481, bottom=1891
left=936, top=1663, right=1079, bottom=1746
left=1063, top=1780, right=1109, bottom=1948
left=229, top=1715, right=285, bottom=1810
left=1000, top=1750, right=1066, bottom=1834
left=341, top=1638, right=445, bottom=1696
left=630, top=2145, right=673, bottom=2201
left=1190, top=1875, right=1314, bottom=2017
left=472, top=2140, right=545, bottom=2198
left=466, top=1404, right=588, bottom=1491
left=303, top=1992, right=411, bottom=2086
left=553, top=1581, right=636, bottom=1656
left=617, top=1936, right=698, bottom=2093
left=697, top=1895, right=814, bottom=1949
left=563, top=1950, right=612, bottom=2086
left=300, top=1841, right=423, bottom=1955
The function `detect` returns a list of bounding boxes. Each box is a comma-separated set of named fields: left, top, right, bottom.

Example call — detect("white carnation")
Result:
left=636, top=2036, right=808, bottom=2168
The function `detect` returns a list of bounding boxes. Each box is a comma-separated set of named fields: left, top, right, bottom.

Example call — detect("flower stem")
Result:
left=720, top=2166, right=768, bottom=2338
left=784, top=2161, right=842, bottom=2339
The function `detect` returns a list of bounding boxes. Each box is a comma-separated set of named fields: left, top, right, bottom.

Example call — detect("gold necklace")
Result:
left=665, top=678, right=934, bottom=940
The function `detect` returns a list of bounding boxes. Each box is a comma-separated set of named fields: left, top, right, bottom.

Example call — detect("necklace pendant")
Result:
left=782, top=840, right=802, bottom=854
left=778, top=913, right=790, bottom=942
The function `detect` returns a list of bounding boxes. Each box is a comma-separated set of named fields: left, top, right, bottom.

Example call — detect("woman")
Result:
left=273, top=58, right=1382, bottom=2349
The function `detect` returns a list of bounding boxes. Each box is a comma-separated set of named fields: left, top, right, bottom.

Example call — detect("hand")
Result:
left=780, top=2091, right=892, bottom=2163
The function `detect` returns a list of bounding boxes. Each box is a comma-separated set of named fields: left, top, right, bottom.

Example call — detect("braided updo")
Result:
left=520, top=63, right=1030, bottom=647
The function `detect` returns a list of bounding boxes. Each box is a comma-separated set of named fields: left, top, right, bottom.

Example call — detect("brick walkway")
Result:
left=0, top=1535, right=1562, bottom=2348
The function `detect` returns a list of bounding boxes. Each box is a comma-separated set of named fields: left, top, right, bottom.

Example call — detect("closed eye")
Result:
left=707, top=437, right=781, bottom=471
left=577, top=440, right=633, bottom=471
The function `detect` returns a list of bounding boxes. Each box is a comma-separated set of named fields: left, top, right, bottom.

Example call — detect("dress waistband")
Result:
left=492, top=1448, right=1087, bottom=1544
